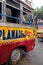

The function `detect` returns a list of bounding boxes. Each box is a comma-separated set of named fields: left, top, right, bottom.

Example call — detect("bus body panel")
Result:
left=0, top=26, right=35, bottom=64
left=0, top=38, right=35, bottom=64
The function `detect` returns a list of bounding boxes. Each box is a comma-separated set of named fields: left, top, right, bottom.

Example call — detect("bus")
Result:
left=0, top=0, right=35, bottom=65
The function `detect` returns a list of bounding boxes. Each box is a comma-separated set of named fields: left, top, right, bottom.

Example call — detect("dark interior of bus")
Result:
left=0, top=1, right=33, bottom=25
left=0, top=2, right=2, bottom=20
left=6, top=5, right=20, bottom=23
left=6, top=5, right=28, bottom=24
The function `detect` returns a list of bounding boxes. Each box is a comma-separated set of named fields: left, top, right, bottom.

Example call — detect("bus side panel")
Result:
left=0, top=38, right=35, bottom=64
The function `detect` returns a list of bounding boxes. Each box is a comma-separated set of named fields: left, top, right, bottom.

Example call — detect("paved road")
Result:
left=17, top=39, right=43, bottom=65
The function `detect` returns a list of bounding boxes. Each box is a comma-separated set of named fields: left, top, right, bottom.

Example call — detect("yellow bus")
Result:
left=0, top=0, right=35, bottom=65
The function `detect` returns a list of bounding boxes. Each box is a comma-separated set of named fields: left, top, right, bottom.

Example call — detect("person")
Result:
left=6, top=7, right=12, bottom=22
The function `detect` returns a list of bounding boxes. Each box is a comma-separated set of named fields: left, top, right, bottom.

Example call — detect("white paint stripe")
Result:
left=0, top=22, right=32, bottom=28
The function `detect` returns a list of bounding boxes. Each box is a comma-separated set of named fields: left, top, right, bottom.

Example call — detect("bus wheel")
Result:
left=9, top=49, right=22, bottom=65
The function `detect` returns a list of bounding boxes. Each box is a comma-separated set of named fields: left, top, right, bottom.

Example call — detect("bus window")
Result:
left=6, top=6, right=20, bottom=23
left=23, top=14, right=33, bottom=26
left=0, top=2, right=2, bottom=20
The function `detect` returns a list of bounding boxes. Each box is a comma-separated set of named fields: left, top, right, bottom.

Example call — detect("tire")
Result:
left=9, top=49, right=22, bottom=65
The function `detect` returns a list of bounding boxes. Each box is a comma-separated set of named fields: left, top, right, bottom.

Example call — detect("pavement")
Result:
left=17, top=39, right=43, bottom=65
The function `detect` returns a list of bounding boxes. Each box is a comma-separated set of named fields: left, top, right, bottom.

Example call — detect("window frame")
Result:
left=0, top=2, right=2, bottom=20
left=0, top=1, right=4, bottom=22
